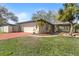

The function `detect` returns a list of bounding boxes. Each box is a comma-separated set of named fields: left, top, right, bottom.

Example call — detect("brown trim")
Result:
left=18, top=19, right=54, bottom=26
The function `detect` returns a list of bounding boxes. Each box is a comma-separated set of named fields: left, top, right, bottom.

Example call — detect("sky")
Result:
left=0, top=3, right=64, bottom=23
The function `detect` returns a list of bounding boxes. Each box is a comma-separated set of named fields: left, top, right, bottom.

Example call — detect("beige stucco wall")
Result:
left=34, top=26, right=39, bottom=34
left=8, top=26, right=13, bottom=32
left=19, top=21, right=54, bottom=34
left=4, top=26, right=9, bottom=32
left=19, top=22, right=40, bottom=34
left=0, top=26, right=9, bottom=32
left=0, top=25, right=13, bottom=33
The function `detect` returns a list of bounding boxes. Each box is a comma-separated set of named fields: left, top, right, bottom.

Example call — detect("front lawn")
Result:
left=0, top=36, right=79, bottom=56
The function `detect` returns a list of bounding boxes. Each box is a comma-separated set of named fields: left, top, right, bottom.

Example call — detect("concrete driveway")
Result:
left=0, top=32, right=32, bottom=40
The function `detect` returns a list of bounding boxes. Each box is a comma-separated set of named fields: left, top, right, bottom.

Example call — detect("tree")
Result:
left=0, top=5, right=18, bottom=25
left=46, top=10, right=57, bottom=21
left=32, top=10, right=46, bottom=33
left=56, top=3, right=79, bottom=36
left=32, top=10, right=56, bottom=33
left=32, top=10, right=56, bottom=26
left=32, top=10, right=47, bottom=27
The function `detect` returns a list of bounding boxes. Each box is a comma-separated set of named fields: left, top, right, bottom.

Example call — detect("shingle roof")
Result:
left=18, top=19, right=70, bottom=25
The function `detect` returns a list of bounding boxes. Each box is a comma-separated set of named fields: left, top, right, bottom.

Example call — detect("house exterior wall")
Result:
left=19, top=21, right=54, bottom=34
left=0, top=26, right=9, bottom=32
left=0, top=27, right=3, bottom=32
left=34, top=26, right=39, bottom=33
left=8, top=26, right=13, bottom=32
left=39, top=22, right=54, bottom=34
left=0, top=21, right=71, bottom=34
left=12, top=26, right=19, bottom=32
left=19, top=22, right=39, bottom=33
left=54, top=24, right=70, bottom=33
left=0, top=25, right=14, bottom=33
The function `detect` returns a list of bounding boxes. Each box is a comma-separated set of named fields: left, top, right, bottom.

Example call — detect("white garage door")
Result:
left=23, top=27, right=34, bottom=33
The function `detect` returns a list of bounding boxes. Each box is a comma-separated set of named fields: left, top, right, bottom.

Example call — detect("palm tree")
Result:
left=57, top=3, right=79, bottom=36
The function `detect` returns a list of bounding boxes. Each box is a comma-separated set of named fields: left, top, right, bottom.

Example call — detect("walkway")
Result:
left=30, top=34, right=58, bottom=37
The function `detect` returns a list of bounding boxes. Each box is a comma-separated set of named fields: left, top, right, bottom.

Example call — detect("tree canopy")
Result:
left=0, top=5, right=18, bottom=25
left=32, top=10, right=56, bottom=22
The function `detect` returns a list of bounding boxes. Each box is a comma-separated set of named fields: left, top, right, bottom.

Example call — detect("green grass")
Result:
left=0, top=36, right=79, bottom=56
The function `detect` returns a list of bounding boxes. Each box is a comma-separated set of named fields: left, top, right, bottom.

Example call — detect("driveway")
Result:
left=0, top=32, right=32, bottom=40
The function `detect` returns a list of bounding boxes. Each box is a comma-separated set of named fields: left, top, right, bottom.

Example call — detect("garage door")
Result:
left=23, top=27, right=34, bottom=33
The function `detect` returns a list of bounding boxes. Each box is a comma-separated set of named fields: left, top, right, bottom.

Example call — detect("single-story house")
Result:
left=18, top=20, right=55, bottom=34
left=0, top=19, right=77, bottom=34
left=18, top=19, right=71, bottom=34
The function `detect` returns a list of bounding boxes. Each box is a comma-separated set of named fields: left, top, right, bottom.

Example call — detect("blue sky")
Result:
left=1, top=3, right=63, bottom=23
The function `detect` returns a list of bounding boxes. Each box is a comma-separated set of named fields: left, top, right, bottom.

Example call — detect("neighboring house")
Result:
left=0, top=24, right=18, bottom=33
left=0, top=19, right=72, bottom=34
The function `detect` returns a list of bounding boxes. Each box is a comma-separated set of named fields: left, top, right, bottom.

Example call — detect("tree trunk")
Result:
left=69, top=23, right=73, bottom=36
